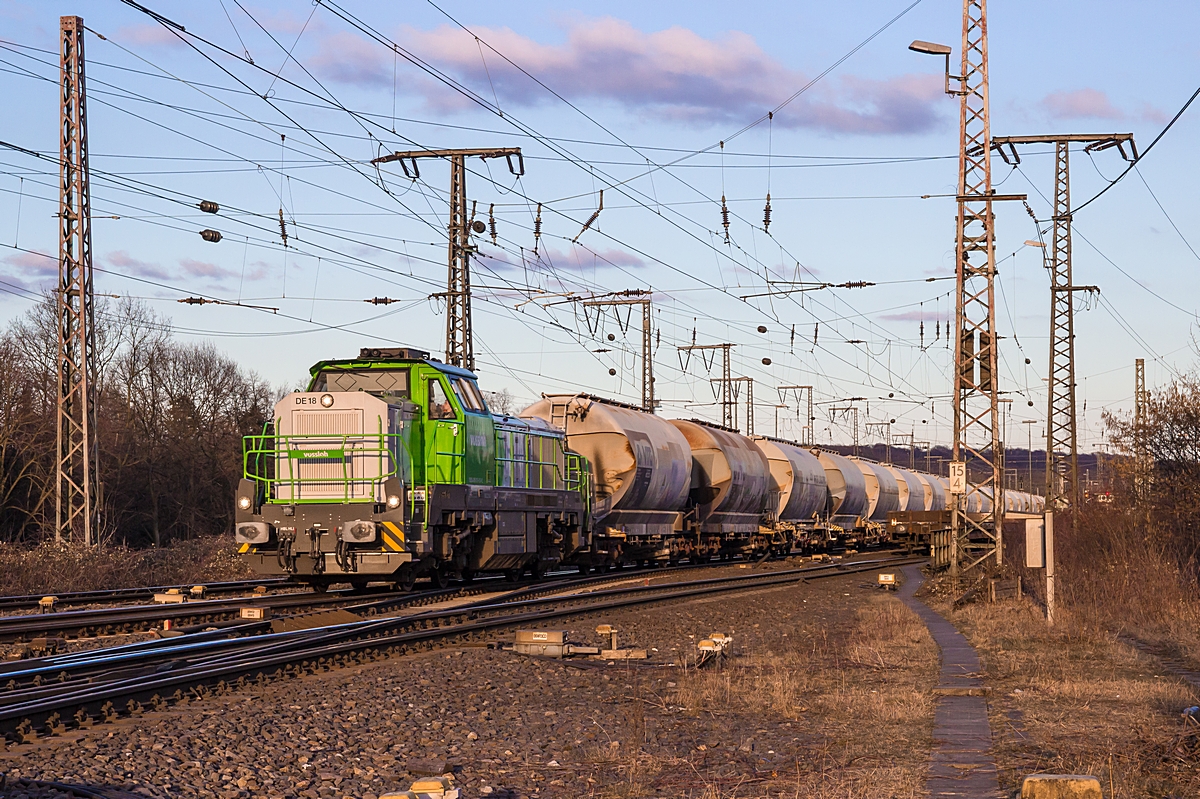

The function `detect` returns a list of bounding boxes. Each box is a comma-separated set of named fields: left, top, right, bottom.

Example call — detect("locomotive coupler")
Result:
left=308, top=526, right=327, bottom=574
left=277, top=529, right=297, bottom=574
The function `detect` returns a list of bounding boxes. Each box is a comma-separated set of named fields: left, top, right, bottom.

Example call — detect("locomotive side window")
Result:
left=428, top=380, right=455, bottom=420
left=312, top=368, right=409, bottom=399
left=452, top=377, right=487, bottom=413
left=462, top=378, right=489, bottom=412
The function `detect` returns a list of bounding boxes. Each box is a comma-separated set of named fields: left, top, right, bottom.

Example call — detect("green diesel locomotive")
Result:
left=234, top=348, right=590, bottom=590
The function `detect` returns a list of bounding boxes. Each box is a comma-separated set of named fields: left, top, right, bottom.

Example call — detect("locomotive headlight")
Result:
left=238, top=496, right=253, bottom=510
left=387, top=494, right=401, bottom=509
left=320, top=393, right=335, bottom=408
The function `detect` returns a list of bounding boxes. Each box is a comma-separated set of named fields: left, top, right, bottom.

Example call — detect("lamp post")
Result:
left=908, top=40, right=963, bottom=95
left=1022, top=420, right=1037, bottom=493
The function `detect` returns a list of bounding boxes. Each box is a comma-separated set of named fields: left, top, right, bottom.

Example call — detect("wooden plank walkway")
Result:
left=898, top=564, right=1004, bottom=798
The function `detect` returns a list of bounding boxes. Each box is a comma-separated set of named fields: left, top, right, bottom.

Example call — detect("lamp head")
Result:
left=909, top=40, right=952, bottom=56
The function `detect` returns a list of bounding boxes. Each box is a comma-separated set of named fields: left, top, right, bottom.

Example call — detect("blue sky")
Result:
left=1, top=0, right=1197, bottom=457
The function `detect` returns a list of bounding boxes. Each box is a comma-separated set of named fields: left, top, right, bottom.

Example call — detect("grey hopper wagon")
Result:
left=521, top=394, right=691, bottom=564
left=854, top=458, right=901, bottom=522
left=812, top=449, right=870, bottom=528
left=886, top=465, right=929, bottom=513
left=752, top=437, right=827, bottom=523
left=669, top=419, right=771, bottom=537
left=912, top=471, right=947, bottom=511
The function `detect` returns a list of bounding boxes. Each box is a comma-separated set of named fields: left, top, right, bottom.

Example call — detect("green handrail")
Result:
left=243, top=432, right=405, bottom=504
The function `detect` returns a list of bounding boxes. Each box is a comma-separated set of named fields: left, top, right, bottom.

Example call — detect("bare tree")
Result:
left=484, top=388, right=517, bottom=415
left=0, top=296, right=271, bottom=546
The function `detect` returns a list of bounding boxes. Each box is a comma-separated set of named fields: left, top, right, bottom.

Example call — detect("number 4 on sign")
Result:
left=949, top=461, right=966, bottom=495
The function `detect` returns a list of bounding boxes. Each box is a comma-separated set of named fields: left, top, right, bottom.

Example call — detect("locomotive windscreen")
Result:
left=312, top=368, right=410, bottom=398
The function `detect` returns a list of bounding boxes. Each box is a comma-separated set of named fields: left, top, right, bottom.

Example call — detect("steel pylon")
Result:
left=370, top=147, right=524, bottom=373
left=991, top=133, right=1135, bottom=510
left=950, top=0, right=1004, bottom=576
left=56, top=16, right=99, bottom=546
left=581, top=291, right=655, bottom=412
left=1134, top=357, right=1149, bottom=500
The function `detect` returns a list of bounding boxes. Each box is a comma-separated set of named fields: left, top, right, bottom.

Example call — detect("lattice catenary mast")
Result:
left=582, top=291, right=655, bottom=413
left=1134, top=357, right=1149, bottom=500
left=678, top=343, right=735, bottom=428
left=56, top=16, right=99, bottom=546
left=370, top=148, right=524, bottom=372
left=991, top=134, right=1134, bottom=508
left=778, top=385, right=814, bottom=446
left=911, top=0, right=1026, bottom=576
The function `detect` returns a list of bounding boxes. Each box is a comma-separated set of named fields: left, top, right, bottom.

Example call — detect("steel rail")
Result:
left=0, top=776, right=142, bottom=799
left=0, top=583, right=417, bottom=642
left=0, top=554, right=921, bottom=742
left=0, top=560, right=721, bottom=693
left=0, top=553, right=796, bottom=641
left=0, top=578, right=290, bottom=613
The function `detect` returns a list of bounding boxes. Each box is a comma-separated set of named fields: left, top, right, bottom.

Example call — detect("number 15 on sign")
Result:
left=949, top=461, right=966, bottom=495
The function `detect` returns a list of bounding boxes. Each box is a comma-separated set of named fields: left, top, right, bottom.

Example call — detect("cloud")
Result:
left=180, top=259, right=238, bottom=280
left=583, top=247, right=646, bottom=270
left=0, top=249, right=56, bottom=293
left=535, top=245, right=646, bottom=272
left=1136, top=102, right=1168, bottom=125
left=310, top=30, right=396, bottom=88
left=312, top=18, right=945, bottom=134
left=113, top=23, right=184, bottom=49
left=1039, top=88, right=1125, bottom=120
left=2, top=250, right=56, bottom=277
left=876, top=310, right=932, bottom=322
left=106, top=250, right=171, bottom=281
left=243, top=260, right=273, bottom=281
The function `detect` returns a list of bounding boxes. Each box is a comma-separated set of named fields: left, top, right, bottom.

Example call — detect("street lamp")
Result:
left=909, top=40, right=964, bottom=95
left=1021, top=419, right=1038, bottom=493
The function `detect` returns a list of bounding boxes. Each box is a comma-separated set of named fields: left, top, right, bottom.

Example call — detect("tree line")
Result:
left=0, top=297, right=273, bottom=546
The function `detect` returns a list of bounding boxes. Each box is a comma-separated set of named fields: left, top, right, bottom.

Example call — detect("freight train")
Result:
left=234, top=348, right=1044, bottom=588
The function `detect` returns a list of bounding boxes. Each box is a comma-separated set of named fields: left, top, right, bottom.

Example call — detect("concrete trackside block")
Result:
left=1021, top=774, right=1103, bottom=799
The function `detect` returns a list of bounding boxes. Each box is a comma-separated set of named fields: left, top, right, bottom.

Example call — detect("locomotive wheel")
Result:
left=431, top=568, right=450, bottom=589
left=310, top=582, right=329, bottom=594
left=350, top=579, right=369, bottom=593
left=396, top=572, right=416, bottom=592
left=460, top=568, right=476, bottom=584
left=505, top=568, right=522, bottom=582
left=530, top=560, right=545, bottom=581
left=577, top=563, right=591, bottom=576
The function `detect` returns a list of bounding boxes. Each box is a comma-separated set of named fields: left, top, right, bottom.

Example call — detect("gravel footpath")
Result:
left=1, top=562, right=937, bottom=798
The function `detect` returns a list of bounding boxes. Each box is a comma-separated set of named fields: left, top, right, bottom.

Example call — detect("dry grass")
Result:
left=0, top=536, right=251, bottom=595
left=638, top=593, right=939, bottom=798
left=926, top=579, right=1200, bottom=798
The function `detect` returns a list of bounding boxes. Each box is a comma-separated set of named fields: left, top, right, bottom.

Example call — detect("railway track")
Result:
left=0, top=578, right=291, bottom=614
left=0, top=551, right=840, bottom=642
left=0, top=552, right=921, bottom=743
left=0, top=572, right=544, bottom=643
left=0, top=556, right=798, bottom=684
left=0, top=584, right=398, bottom=643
